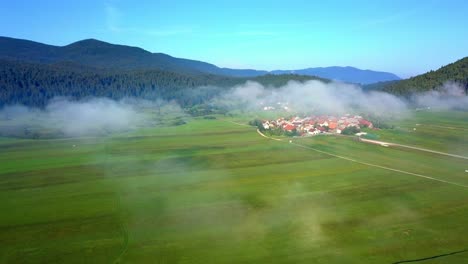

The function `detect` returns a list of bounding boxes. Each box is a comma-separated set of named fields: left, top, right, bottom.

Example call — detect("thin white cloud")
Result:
left=355, top=1, right=438, bottom=30
left=104, top=2, right=193, bottom=37
left=237, top=22, right=319, bottom=28
left=105, top=3, right=122, bottom=32
left=130, top=27, right=194, bottom=37
left=235, top=31, right=277, bottom=36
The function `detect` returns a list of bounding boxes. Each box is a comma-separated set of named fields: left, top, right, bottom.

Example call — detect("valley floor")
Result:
left=1, top=111, right=468, bottom=263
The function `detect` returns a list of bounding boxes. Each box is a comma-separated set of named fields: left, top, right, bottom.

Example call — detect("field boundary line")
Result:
left=416, top=123, right=468, bottom=131
left=113, top=193, right=129, bottom=264
left=222, top=120, right=252, bottom=127
left=392, top=248, right=468, bottom=263
left=255, top=129, right=468, bottom=189
left=360, top=138, right=468, bottom=160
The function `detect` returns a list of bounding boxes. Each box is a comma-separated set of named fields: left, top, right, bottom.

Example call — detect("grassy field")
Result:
left=362, top=110, right=468, bottom=156
left=1, top=111, right=468, bottom=263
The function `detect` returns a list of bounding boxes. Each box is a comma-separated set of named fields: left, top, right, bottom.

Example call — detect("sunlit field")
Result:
left=1, top=111, right=468, bottom=263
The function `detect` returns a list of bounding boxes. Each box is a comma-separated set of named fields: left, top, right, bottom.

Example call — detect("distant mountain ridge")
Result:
left=0, top=36, right=465, bottom=107
left=0, top=37, right=266, bottom=77
left=271, top=66, right=401, bottom=84
left=0, top=36, right=399, bottom=83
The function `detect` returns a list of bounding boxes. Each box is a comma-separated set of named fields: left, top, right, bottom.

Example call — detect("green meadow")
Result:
left=364, top=110, right=468, bottom=156
left=1, top=111, right=468, bottom=263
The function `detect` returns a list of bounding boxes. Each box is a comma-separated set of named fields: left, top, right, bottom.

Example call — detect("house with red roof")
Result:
left=284, top=124, right=295, bottom=131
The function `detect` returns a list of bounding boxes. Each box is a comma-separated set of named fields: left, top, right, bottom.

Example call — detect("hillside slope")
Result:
left=0, top=37, right=402, bottom=83
left=377, top=57, right=468, bottom=95
left=0, top=59, right=323, bottom=107
left=0, top=36, right=266, bottom=77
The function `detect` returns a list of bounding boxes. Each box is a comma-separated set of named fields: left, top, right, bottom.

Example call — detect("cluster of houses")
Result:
left=261, top=114, right=374, bottom=136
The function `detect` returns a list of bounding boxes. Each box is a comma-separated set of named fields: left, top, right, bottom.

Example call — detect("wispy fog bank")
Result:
left=212, top=80, right=467, bottom=116
left=212, top=80, right=408, bottom=117
left=412, top=82, right=468, bottom=110
left=0, top=97, right=186, bottom=138
left=1, top=80, right=465, bottom=138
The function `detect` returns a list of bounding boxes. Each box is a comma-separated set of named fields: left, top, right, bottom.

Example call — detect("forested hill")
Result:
left=368, top=57, right=468, bottom=95
left=0, top=36, right=267, bottom=77
left=0, top=59, right=323, bottom=107
left=0, top=37, right=401, bottom=83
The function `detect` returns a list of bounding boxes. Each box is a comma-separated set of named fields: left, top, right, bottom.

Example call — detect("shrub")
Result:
left=341, top=126, right=360, bottom=135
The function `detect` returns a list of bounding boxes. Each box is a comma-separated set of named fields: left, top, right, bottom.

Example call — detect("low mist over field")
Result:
left=0, top=97, right=186, bottom=138
left=212, top=79, right=467, bottom=116
left=0, top=80, right=466, bottom=138
left=413, top=82, right=468, bottom=110
left=218, top=80, right=407, bottom=116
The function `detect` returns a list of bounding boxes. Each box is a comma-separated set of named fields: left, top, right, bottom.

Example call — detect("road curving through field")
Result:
left=255, top=129, right=468, bottom=189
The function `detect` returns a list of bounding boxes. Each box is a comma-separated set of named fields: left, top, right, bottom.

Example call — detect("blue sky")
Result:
left=1, top=0, right=467, bottom=77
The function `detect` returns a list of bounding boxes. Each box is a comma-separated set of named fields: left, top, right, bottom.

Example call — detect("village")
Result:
left=261, top=114, right=374, bottom=136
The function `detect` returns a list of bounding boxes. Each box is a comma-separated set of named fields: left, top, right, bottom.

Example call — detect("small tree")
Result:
left=341, top=126, right=360, bottom=135
left=285, top=129, right=299, bottom=137
left=249, top=119, right=265, bottom=131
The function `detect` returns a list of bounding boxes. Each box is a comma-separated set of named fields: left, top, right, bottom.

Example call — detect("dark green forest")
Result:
left=0, top=59, right=322, bottom=107
left=1, top=36, right=466, bottom=109
left=365, top=57, right=468, bottom=95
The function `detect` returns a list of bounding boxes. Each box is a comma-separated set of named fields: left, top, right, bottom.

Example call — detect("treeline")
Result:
left=0, top=60, right=234, bottom=107
left=374, top=57, right=468, bottom=95
left=0, top=60, right=320, bottom=108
